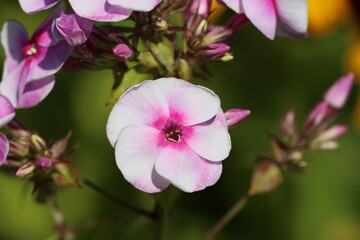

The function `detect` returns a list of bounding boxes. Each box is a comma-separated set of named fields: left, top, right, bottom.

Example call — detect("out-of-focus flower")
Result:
left=225, top=109, right=251, bottom=128
left=307, top=0, right=351, bottom=35
left=0, top=95, right=15, bottom=166
left=304, top=73, right=354, bottom=133
left=107, top=78, right=237, bottom=193
left=219, top=0, right=308, bottom=40
left=112, top=44, right=133, bottom=61
left=19, top=0, right=162, bottom=22
left=53, top=10, right=93, bottom=46
left=0, top=4, right=73, bottom=108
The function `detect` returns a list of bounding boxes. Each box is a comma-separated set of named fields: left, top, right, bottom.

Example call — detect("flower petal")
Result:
left=242, top=0, right=277, bottom=39
left=68, top=0, right=132, bottom=22
left=0, top=95, right=15, bottom=127
left=18, top=0, right=61, bottom=14
left=115, top=125, right=170, bottom=193
left=1, top=21, right=28, bottom=75
left=33, top=3, right=66, bottom=47
left=155, top=142, right=222, bottom=192
left=324, top=73, right=354, bottom=109
left=0, top=61, right=27, bottom=108
left=184, top=111, right=231, bottom=162
left=107, top=80, right=169, bottom=147
left=108, top=0, right=161, bottom=12
left=28, top=40, right=73, bottom=81
left=18, top=75, right=55, bottom=109
left=220, top=0, right=244, bottom=13
left=275, top=0, right=308, bottom=38
left=0, top=133, right=9, bottom=166
left=155, top=78, right=220, bottom=126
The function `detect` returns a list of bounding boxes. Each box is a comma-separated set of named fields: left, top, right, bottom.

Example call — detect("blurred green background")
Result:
left=1, top=2, right=360, bottom=240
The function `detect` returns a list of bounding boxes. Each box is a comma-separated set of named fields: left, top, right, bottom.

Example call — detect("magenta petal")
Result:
left=324, top=73, right=354, bottom=109
left=1, top=21, right=28, bottom=75
left=115, top=125, right=170, bottom=193
left=0, top=95, right=15, bottom=127
left=55, top=11, right=93, bottom=46
left=28, top=40, right=73, bottom=81
left=155, top=78, right=220, bottom=126
left=242, top=0, right=277, bottom=40
left=107, top=80, right=169, bottom=147
left=184, top=111, right=231, bottom=162
left=18, top=75, right=55, bottom=109
left=19, top=0, right=61, bottom=14
left=68, top=0, right=132, bottom=22
left=0, top=133, right=9, bottom=166
left=155, top=143, right=223, bottom=192
left=33, top=3, right=65, bottom=47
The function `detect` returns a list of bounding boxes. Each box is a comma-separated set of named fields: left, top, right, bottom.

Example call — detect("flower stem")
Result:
left=47, top=196, right=75, bottom=240
left=80, top=177, right=155, bottom=220
left=200, top=194, right=249, bottom=240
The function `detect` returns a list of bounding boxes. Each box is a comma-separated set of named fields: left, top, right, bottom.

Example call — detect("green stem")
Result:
left=153, top=202, right=167, bottom=240
left=200, top=194, right=249, bottom=240
left=81, top=177, right=155, bottom=220
left=47, top=196, right=75, bottom=240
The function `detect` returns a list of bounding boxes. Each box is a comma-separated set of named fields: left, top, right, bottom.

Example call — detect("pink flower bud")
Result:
left=36, top=157, right=52, bottom=171
left=224, top=109, right=251, bottom=128
left=186, top=0, right=212, bottom=18
left=225, top=14, right=249, bottom=32
left=280, top=110, right=296, bottom=139
left=201, top=43, right=230, bottom=59
left=313, top=124, right=348, bottom=144
left=54, top=10, right=93, bottom=46
left=16, top=162, right=35, bottom=177
left=112, top=44, right=133, bottom=62
left=324, top=73, right=354, bottom=109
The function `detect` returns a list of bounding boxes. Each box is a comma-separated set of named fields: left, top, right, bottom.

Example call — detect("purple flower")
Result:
left=0, top=4, right=73, bottom=109
left=219, top=0, right=308, bottom=40
left=0, top=95, right=15, bottom=166
left=107, top=78, right=234, bottom=193
left=53, top=10, right=93, bottom=46
left=19, top=0, right=162, bottom=22
left=112, top=44, right=133, bottom=61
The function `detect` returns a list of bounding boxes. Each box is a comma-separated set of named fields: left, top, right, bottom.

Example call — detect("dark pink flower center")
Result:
left=163, top=120, right=182, bottom=143
left=22, top=43, right=38, bottom=57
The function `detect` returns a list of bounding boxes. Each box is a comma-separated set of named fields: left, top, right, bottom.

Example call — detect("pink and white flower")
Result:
left=0, top=4, right=73, bottom=108
left=107, top=78, right=233, bottom=193
left=219, top=0, right=308, bottom=40
left=0, top=95, right=15, bottom=166
left=19, top=0, right=162, bottom=22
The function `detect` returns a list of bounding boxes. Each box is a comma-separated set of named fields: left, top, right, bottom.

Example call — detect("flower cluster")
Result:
left=248, top=74, right=354, bottom=195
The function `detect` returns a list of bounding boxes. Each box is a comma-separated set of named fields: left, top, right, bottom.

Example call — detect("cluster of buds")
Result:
left=0, top=120, right=79, bottom=202
left=248, top=73, right=354, bottom=196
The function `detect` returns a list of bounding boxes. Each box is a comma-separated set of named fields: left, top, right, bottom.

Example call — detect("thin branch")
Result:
left=80, top=177, right=155, bottom=220
left=200, top=194, right=249, bottom=240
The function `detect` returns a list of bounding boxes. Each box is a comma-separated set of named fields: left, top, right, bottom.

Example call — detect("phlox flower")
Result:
left=19, top=0, right=162, bottom=22
left=0, top=4, right=73, bottom=108
left=0, top=95, right=15, bottom=165
left=220, top=0, right=308, bottom=40
left=107, top=78, right=233, bottom=193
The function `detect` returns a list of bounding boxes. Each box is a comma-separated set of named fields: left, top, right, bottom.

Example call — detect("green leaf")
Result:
left=149, top=37, right=175, bottom=74
left=108, top=66, right=153, bottom=104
